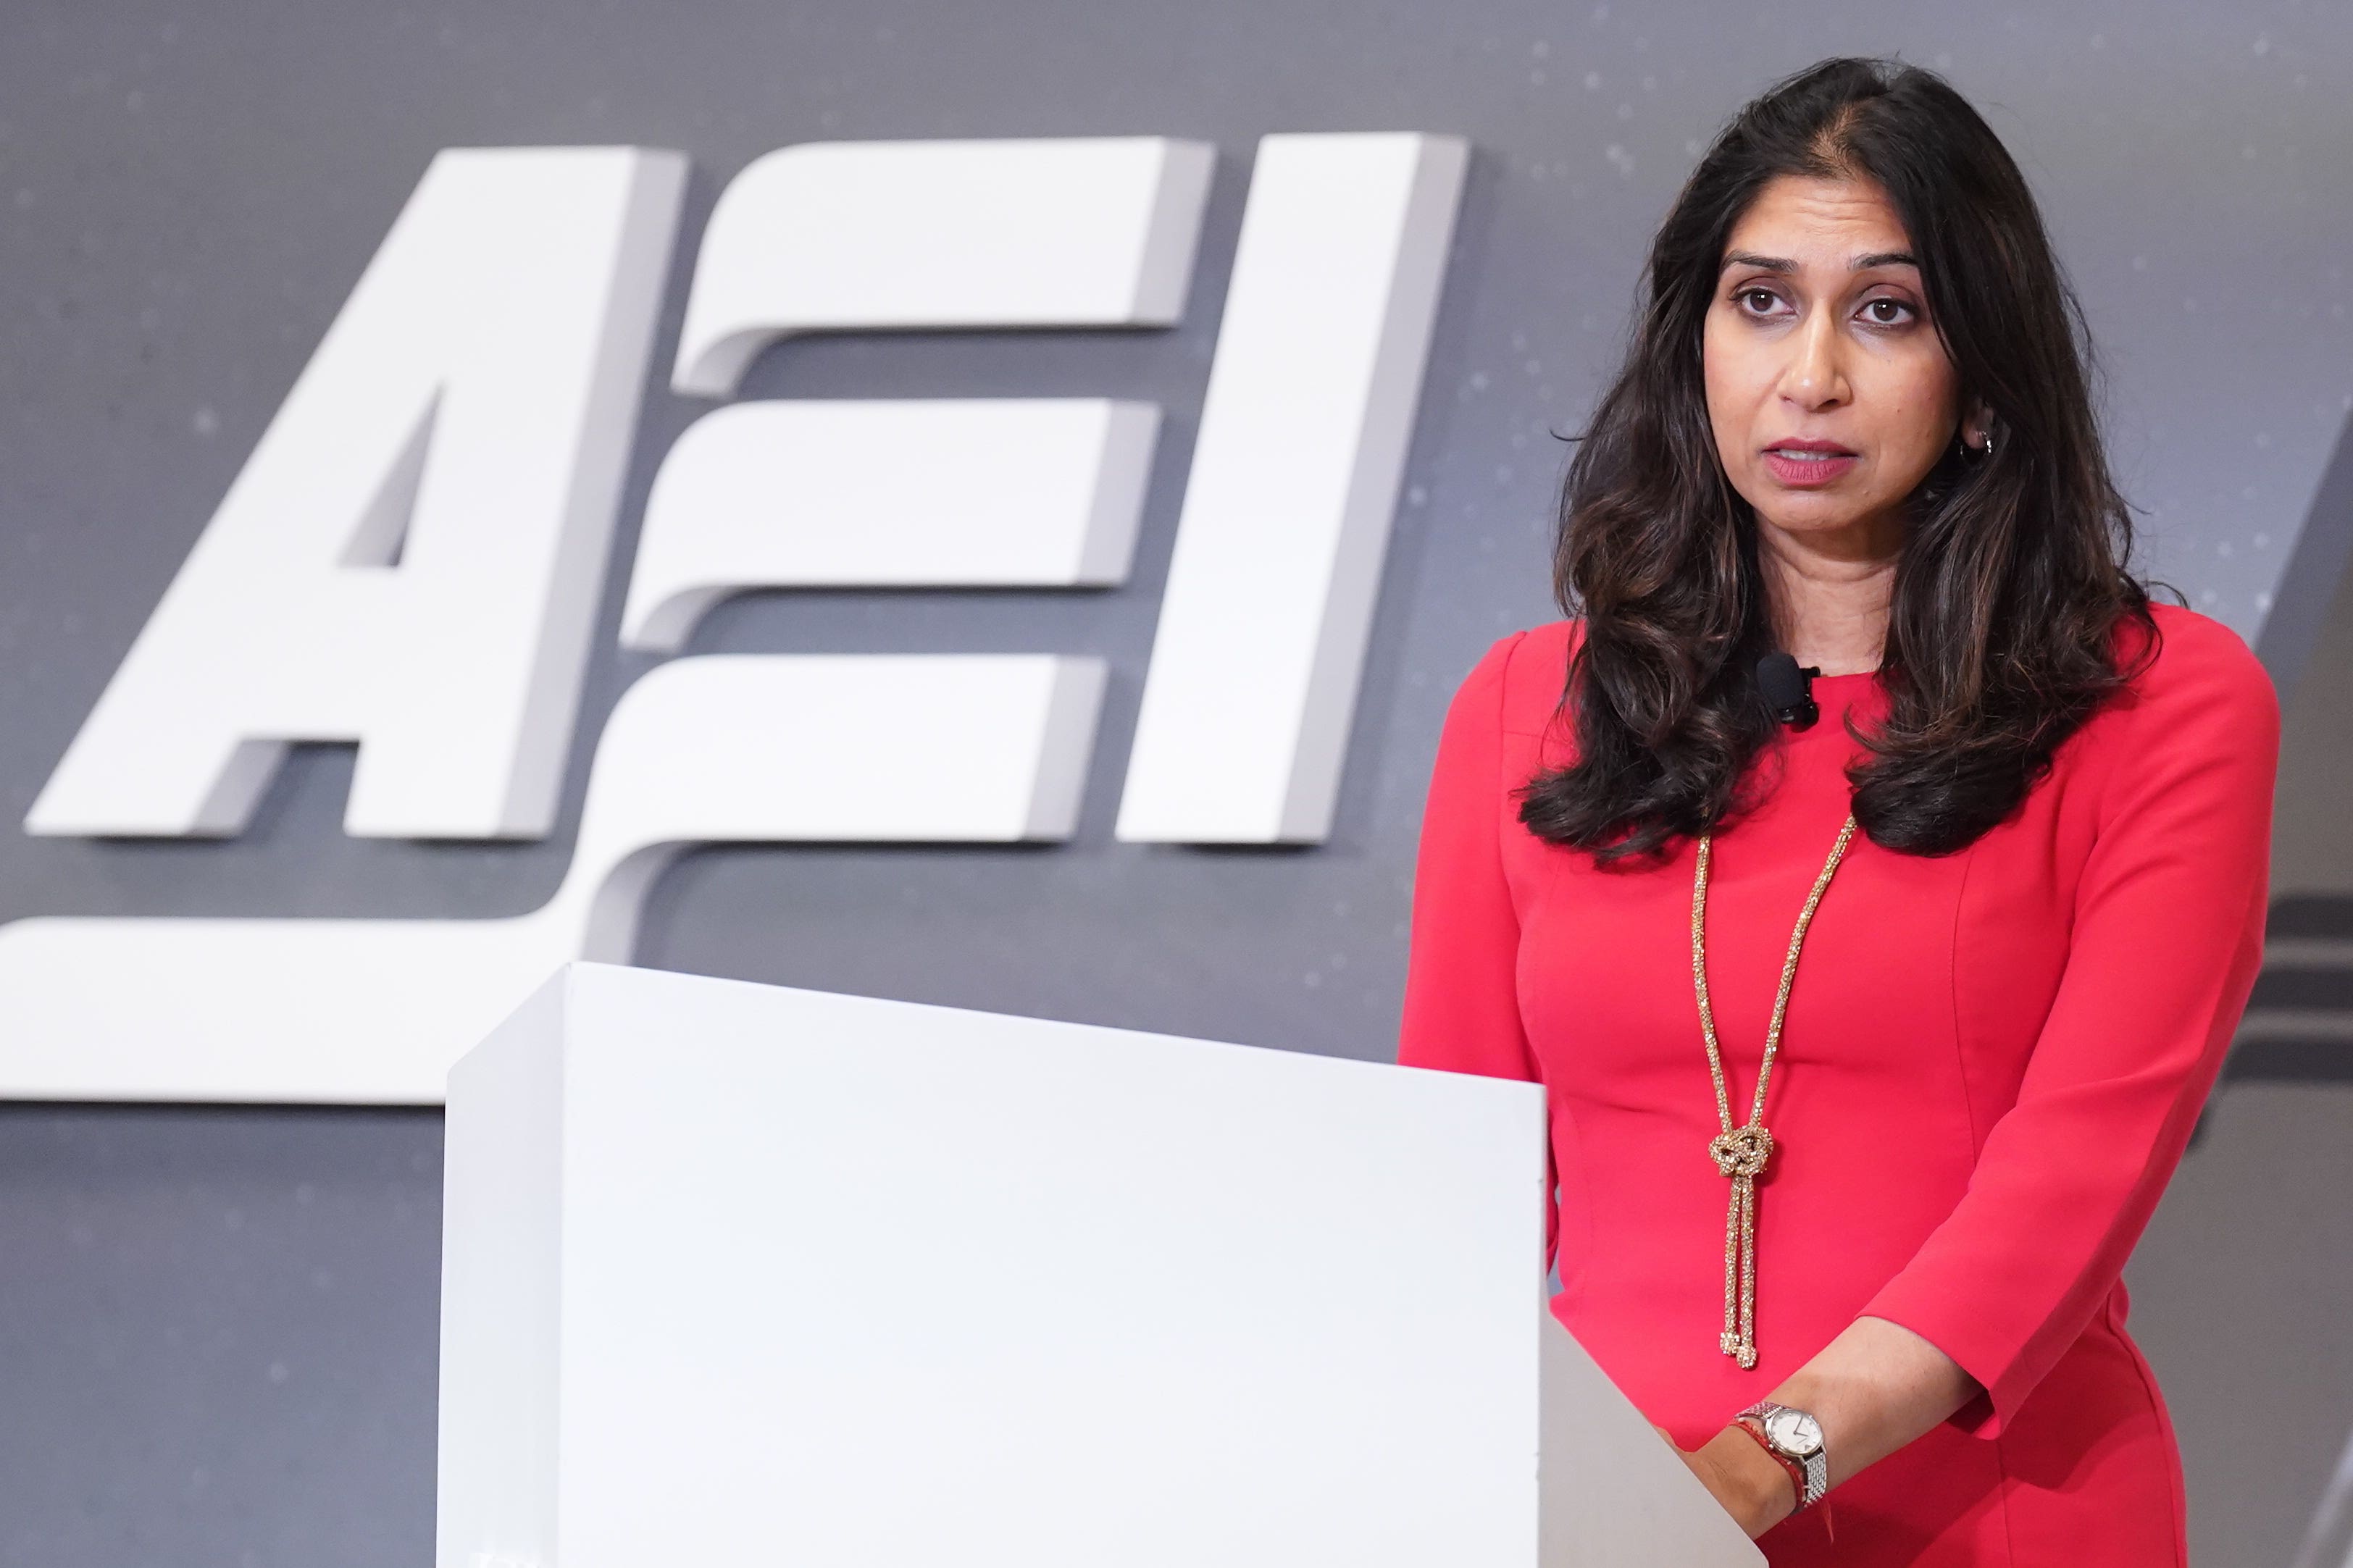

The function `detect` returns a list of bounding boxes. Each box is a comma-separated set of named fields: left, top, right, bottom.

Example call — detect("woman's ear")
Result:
left=1962, top=398, right=1996, bottom=450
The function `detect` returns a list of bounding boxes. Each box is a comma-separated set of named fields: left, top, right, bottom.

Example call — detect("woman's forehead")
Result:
left=1723, top=175, right=1916, bottom=267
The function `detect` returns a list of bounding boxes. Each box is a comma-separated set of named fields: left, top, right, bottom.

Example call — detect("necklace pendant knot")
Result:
left=1692, top=813, right=1856, bottom=1375
left=1708, top=1124, right=1773, bottom=1180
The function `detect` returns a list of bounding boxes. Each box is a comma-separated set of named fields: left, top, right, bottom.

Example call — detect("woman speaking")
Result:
left=1397, top=55, right=2278, bottom=1566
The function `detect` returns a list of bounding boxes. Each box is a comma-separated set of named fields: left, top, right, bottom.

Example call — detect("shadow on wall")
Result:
left=2240, top=411, right=2353, bottom=1568
left=2237, top=409, right=2353, bottom=1091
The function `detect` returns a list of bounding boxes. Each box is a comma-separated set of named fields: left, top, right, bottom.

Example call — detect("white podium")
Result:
left=438, top=962, right=1761, bottom=1568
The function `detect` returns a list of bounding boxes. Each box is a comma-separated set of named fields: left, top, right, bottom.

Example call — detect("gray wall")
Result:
left=1, top=1, right=2349, bottom=1563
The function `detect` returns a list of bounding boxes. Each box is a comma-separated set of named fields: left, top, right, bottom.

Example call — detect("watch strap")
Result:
left=1729, top=1414, right=1808, bottom=1509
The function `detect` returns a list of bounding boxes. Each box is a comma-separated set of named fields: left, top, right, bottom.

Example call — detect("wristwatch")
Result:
left=1734, top=1400, right=1829, bottom=1511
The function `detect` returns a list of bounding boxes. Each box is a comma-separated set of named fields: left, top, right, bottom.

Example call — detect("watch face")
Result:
left=1764, top=1409, right=1823, bottom=1457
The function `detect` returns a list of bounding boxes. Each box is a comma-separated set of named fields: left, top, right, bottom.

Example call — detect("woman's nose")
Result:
left=1779, top=311, right=1848, bottom=408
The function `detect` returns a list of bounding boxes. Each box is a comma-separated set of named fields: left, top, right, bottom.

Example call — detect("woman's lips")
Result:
left=1763, top=447, right=1858, bottom=486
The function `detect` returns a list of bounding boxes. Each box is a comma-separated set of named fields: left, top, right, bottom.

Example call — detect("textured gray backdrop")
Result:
left=2, top=1, right=2350, bottom=1563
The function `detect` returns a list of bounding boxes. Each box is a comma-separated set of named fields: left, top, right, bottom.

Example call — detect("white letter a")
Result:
left=28, top=146, right=685, bottom=839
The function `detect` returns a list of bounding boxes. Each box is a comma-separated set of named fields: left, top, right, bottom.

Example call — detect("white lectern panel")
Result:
left=438, top=963, right=1760, bottom=1568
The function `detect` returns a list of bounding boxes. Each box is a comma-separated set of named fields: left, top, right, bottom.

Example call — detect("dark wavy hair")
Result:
left=1518, top=54, right=2171, bottom=865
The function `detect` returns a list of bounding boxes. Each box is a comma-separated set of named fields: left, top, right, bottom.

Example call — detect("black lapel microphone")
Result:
left=1757, top=650, right=1822, bottom=731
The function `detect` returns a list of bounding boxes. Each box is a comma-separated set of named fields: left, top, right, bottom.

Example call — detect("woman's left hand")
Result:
left=1654, top=1422, right=1798, bottom=1540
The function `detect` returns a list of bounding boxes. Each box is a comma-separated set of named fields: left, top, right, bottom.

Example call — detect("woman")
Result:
left=1397, top=56, right=2277, bottom=1566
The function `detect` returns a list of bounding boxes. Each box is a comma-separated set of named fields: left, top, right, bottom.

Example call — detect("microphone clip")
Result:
left=1775, top=672, right=1823, bottom=731
left=1755, top=651, right=1823, bottom=731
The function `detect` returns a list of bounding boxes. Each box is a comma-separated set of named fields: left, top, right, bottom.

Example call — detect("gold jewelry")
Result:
left=1691, top=812, right=1858, bottom=1370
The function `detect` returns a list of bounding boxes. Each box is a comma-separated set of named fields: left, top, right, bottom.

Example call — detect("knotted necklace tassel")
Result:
left=1692, top=816, right=1856, bottom=1372
left=1709, top=1123, right=1772, bottom=1368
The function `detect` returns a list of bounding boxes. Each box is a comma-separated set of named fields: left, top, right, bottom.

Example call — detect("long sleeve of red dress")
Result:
left=1395, top=604, right=2279, bottom=1567
left=1855, top=614, right=2278, bottom=1440
left=1397, top=628, right=1559, bottom=1275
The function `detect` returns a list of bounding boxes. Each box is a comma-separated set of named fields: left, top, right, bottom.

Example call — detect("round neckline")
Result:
left=1809, top=668, right=1880, bottom=682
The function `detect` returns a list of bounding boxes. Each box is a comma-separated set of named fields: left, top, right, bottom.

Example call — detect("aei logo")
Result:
left=1, top=133, right=1468, bottom=1103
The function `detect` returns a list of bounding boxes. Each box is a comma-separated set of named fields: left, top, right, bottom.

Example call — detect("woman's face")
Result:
left=1702, top=173, right=1973, bottom=553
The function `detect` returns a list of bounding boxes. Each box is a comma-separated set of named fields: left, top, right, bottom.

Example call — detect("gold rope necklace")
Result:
left=1690, top=810, right=1859, bottom=1370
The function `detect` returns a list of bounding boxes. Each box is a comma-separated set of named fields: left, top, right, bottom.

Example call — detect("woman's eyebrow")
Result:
left=1718, top=249, right=1921, bottom=273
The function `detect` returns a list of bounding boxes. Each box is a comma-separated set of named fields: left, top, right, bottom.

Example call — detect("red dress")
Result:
left=1397, top=603, right=2278, bottom=1565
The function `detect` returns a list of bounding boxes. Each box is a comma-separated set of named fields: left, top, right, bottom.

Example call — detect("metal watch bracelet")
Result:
left=1733, top=1399, right=1829, bottom=1512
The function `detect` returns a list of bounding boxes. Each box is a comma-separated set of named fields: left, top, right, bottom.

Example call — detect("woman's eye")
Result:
left=1862, top=297, right=1916, bottom=326
left=1736, top=288, right=1780, bottom=314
